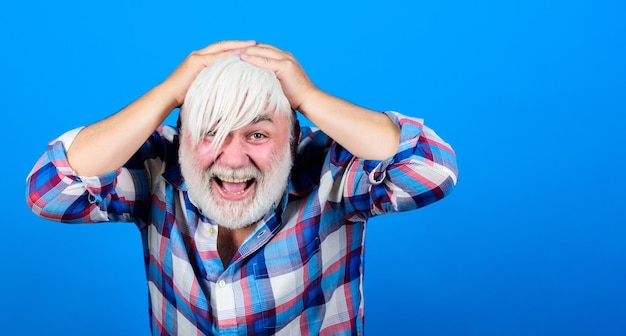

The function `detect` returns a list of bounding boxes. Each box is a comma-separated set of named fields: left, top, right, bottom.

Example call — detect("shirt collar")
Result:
left=162, top=161, right=187, bottom=191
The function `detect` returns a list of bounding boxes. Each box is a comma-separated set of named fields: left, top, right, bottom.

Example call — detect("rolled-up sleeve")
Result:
left=25, top=127, right=147, bottom=224
left=327, top=111, right=458, bottom=221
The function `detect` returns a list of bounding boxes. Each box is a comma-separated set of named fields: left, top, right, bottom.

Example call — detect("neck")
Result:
left=216, top=225, right=254, bottom=268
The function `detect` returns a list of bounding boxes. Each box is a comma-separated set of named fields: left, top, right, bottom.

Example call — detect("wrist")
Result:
left=296, top=88, right=326, bottom=117
left=152, top=82, right=183, bottom=111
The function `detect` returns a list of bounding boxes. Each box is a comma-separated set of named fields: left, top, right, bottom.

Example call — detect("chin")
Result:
left=190, top=184, right=286, bottom=229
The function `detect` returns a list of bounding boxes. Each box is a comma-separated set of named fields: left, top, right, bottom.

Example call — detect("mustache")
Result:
left=206, top=165, right=263, bottom=181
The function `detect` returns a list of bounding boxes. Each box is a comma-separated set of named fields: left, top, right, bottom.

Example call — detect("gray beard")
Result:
left=179, top=143, right=293, bottom=229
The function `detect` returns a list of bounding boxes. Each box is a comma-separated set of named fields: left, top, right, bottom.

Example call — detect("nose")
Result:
left=216, top=134, right=250, bottom=168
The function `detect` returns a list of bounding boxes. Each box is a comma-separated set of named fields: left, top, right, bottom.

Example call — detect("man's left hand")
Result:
left=240, top=44, right=319, bottom=112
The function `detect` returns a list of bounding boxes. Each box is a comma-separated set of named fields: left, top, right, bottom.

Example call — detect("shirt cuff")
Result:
left=46, top=127, right=119, bottom=202
left=360, top=111, right=425, bottom=185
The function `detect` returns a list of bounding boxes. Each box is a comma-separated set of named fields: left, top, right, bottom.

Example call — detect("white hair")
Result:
left=180, top=55, right=292, bottom=151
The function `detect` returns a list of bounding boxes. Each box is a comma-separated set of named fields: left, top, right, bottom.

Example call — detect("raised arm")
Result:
left=68, top=40, right=257, bottom=176
left=240, top=44, right=400, bottom=160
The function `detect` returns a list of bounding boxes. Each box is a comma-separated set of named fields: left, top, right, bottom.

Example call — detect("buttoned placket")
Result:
left=213, top=274, right=238, bottom=331
left=197, top=195, right=288, bottom=333
left=211, top=222, right=282, bottom=333
left=201, top=221, right=236, bottom=332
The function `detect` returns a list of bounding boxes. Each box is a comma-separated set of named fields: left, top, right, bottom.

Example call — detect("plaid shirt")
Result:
left=26, top=111, right=457, bottom=335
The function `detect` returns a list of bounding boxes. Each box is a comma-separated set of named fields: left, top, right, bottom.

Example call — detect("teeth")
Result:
left=223, top=189, right=246, bottom=195
left=216, top=175, right=251, bottom=183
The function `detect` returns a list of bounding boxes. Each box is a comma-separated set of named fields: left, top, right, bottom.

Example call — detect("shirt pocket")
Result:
left=253, top=236, right=323, bottom=329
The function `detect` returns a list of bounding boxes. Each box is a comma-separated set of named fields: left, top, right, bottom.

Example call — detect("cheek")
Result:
left=191, top=141, right=217, bottom=168
left=256, top=143, right=288, bottom=171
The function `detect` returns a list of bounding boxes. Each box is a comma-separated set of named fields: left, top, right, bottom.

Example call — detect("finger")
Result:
left=253, top=43, right=283, bottom=52
left=196, top=40, right=256, bottom=55
left=239, top=52, right=280, bottom=71
left=254, top=44, right=295, bottom=61
left=241, top=45, right=290, bottom=61
left=194, top=49, right=243, bottom=67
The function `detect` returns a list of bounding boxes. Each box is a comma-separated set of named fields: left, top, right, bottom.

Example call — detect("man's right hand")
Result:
left=66, top=40, right=256, bottom=176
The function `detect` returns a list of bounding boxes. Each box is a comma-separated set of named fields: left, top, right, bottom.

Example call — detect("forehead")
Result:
left=245, top=111, right=290, bottom=127
left=210, top=108, right=291, bottom=131
left=180, top=110, right=293, bottom=141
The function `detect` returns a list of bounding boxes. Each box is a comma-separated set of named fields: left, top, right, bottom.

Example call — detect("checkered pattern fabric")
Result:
left=26, top=111, right=457, bottom=335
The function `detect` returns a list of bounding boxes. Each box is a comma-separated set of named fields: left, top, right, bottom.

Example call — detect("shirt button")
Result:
left=209, top=227, right=216, bottom=235
left=218, top=280, right=226, bottom=288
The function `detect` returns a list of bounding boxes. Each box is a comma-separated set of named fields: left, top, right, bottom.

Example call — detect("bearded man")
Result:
left=26, top=40, right=458, bottom=335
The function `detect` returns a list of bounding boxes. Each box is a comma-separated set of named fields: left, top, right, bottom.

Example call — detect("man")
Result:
left=26, top=40, right=458, bottom=335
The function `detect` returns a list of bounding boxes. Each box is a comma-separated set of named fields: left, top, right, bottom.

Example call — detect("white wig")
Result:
left=180, top=55, right=292, bottom=151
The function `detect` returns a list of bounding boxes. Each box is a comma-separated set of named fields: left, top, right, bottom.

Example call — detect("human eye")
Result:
left=204, top=130, right=217, bottom=138
left=249, top=132, right=268, bottom=141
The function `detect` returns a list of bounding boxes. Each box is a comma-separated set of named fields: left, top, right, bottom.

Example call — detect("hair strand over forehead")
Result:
left=180, top=55, right=291, bottom=151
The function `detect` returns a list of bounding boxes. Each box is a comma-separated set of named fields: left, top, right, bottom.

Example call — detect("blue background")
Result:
left=2, top=0, right=625, bottom=335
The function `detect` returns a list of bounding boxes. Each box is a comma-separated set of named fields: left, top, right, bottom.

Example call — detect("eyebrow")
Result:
left=250, top=114, right=274, bottom=124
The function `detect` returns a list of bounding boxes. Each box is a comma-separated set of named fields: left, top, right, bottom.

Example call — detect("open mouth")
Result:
left=213, top=175, right=256, bottom=195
